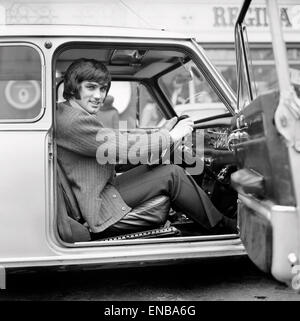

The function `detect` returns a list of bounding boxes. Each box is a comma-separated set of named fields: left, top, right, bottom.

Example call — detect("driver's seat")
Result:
left=56, top=162, right=171, bottom=243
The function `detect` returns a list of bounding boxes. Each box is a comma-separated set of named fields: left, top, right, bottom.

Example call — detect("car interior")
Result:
left=54, top=43, right=239, bottom=244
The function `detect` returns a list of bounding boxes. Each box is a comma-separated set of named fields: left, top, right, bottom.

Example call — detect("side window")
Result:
left=0, top=45, right=42, bottom=121
left=206, top=46, right=300, bottom=101
left=234, top=0, right=300, bottom=108
left=235, top=25, right=253, bottom=110
left=247, top=47, right=300, bottom=99
left=138, top=84, right=166, bottom=128
left=109, top=81, right=166, bottom=129
left=158, top=60, right=228, bottom=120
left=290, top=49, right=300, bottom=98
left=57, top=80, right=166, bottom=129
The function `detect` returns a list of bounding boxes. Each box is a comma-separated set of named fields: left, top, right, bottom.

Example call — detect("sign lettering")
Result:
left=213, top=6, right=293, bottom=28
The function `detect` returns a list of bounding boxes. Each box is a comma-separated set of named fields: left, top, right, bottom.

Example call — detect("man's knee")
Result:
left=153, top=164, right=186, bottom=186
left=167, top=164, right=186, bottom=177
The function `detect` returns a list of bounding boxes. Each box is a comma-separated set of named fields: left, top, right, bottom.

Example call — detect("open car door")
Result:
left=231, top=0, right=300, bottom=286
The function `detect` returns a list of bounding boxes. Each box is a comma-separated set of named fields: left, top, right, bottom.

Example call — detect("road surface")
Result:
left=0, top=256, right=299, bottom=301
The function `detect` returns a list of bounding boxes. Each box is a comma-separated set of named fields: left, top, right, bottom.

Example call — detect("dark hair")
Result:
left=63, top=58, right=111, bottom=100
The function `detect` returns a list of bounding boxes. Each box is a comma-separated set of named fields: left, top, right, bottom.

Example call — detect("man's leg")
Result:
left=114, top=164, right=224, bottom=231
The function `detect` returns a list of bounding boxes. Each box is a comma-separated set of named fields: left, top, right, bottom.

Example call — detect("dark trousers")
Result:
left=108, top=164, right=223, bottom=233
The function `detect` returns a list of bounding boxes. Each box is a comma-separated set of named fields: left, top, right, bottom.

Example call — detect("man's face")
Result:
left=74, top=81, right=108, bottom=114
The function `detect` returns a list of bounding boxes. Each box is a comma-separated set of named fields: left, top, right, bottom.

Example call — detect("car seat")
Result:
left=56, top=162, right=173, bottom=243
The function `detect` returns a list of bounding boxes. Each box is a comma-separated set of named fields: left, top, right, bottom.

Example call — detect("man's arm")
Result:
left=57, top=110, right=172, bottom=164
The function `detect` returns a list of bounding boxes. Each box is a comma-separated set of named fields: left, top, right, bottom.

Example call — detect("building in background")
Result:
left=1, top=0, right=299, bottom=108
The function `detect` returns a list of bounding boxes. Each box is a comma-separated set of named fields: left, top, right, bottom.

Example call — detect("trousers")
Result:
left=102, top=164, right=223, bottom=234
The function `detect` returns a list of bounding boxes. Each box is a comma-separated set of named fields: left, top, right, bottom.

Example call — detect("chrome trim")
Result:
left=238, top=193, right=272, bottom=220
left=73, top=233, right=239, bottom=248
left=239, top=193, right=298, bottom=220
left=234, top=23, right=253, bottom=111
left=0, top=238, right=245, bottom=268
left=272, top=205, right=298, bottom=214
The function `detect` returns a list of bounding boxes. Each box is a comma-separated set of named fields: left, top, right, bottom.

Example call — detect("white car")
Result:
left=0, top=0, right=299, bottom=291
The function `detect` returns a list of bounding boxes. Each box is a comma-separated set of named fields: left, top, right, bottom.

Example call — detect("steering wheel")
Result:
left=154, top=114, right=200, bottom=167
left=168, top=114, right=190, bottom=157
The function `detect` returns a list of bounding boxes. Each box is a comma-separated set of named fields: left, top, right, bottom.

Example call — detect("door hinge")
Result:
left=48, top=137, right=54, bottom=160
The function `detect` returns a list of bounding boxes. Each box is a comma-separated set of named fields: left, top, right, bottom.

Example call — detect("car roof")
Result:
left=0, top=24, right=192, bottom=40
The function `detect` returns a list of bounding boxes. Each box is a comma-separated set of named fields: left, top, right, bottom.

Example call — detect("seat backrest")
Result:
left=56, top=161, right=171, bottom=242
left=56, top=162, right=91, bottom=242
left=57, top=161, right=82, bottom=222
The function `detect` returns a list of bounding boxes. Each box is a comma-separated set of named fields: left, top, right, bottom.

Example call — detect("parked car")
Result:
left=0, top=0, right=299, bottom=290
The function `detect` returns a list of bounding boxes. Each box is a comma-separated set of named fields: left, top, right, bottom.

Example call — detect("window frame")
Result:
left=0, top=42, right=45, bottom=124
left=235, top=22, right=254, bottom=111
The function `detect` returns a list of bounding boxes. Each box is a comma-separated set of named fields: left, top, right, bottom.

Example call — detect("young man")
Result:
left=56, top=58, right=236, bottom=239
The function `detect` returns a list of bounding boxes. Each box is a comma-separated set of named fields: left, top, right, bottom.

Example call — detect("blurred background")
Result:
left=0, top=0, right=299, bottom=119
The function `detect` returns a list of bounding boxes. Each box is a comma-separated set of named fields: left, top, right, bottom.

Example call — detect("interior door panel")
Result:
left=234, top=90, right=295, bottom=206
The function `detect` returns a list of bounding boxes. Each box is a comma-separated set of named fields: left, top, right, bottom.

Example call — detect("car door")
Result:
left=231, top=0, right=300, bottom=286
left=0, top=41, right=55, bottom=261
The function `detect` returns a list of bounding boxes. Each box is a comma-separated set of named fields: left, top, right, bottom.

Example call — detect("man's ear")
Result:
left=73, top=83, right=82, bottom=100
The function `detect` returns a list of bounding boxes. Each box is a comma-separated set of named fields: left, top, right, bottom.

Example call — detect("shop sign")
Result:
left=213, top=6, right=297, bottom=28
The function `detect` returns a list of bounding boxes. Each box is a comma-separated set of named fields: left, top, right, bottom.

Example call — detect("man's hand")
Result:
left=160, top=116, right=178, bottom=131
left=169, top=117, right=194, bottom=144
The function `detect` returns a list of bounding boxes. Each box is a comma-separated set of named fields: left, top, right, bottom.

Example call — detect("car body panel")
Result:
left=232, top=0, right=300, bottom=285
left=0, top=27, right=244, bottom=285
left=0, top=4, right=298, bottom=289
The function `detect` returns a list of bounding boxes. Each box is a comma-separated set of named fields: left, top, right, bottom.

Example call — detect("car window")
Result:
left=205, top=46, right=300, bottom=101
left=57, top=80, right=166, bottom=129
left=235, top=0, right=300, bottom=110
left=0, top=45, right=42, bottom=121
left=158, top=60, right=228, bottom=121
left=235, top=24, right=253, bottom=110
left=110, top=81, right=166, bottom=129
left=248, top=47, right=300, bottom=99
